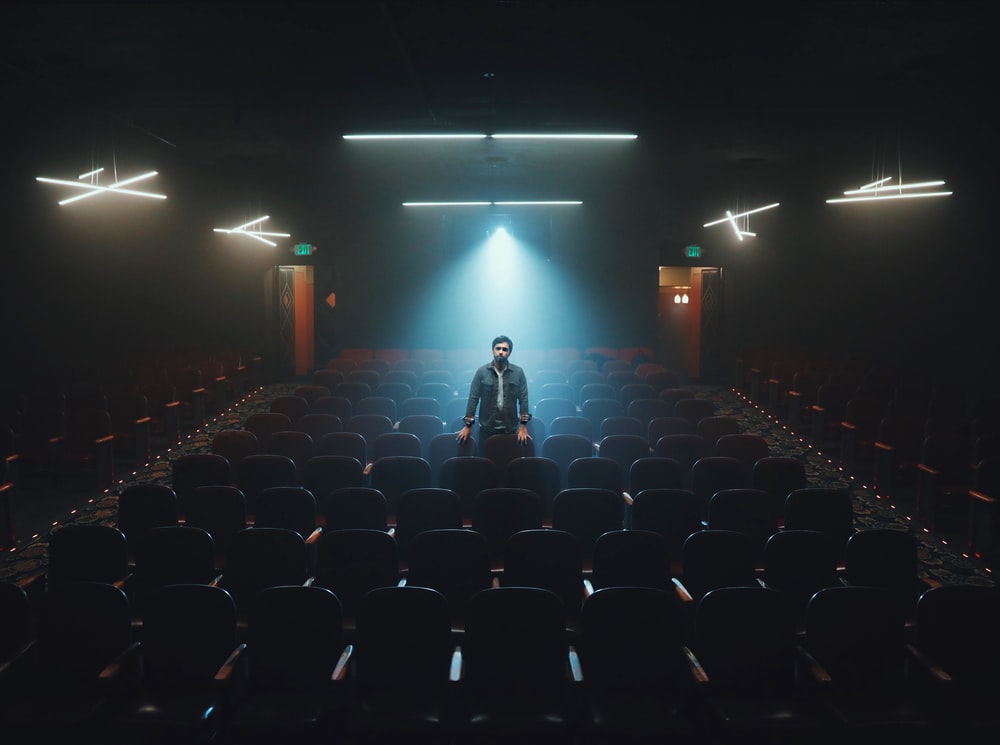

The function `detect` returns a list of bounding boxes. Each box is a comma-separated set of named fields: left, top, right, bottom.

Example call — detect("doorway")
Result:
left=657, top=266, right=723, bottom=383
left=266, top=265, right=316, bottom=381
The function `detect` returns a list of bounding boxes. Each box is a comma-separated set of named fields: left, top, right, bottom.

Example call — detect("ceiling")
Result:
left=2, top=1, right=994, bottom=213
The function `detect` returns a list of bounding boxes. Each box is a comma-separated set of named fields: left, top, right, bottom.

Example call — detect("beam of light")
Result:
left=703, top=202, right=780, bottom=228
left=403, top=200, right=581, bottom=207
left=401, top=213, right=588, bottom=354
left=213, top=215, right=291, bottom=247
left=36, top=170, right=167, bottom=205
left=78, top=168, right=104, bottom=179
left=827, top=176, right=952, bottom=203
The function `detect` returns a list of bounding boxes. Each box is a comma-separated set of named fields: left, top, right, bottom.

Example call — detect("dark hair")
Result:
left=492, top=335, right=513, bottom=352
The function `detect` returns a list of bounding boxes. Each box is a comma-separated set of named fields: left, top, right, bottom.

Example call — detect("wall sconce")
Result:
left=672, top=288, right=690, bottom=304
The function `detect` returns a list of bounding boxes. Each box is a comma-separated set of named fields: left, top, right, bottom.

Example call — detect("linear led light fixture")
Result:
left=703, top=202, right=780, bottom=241
left=490, top=133, right=637, bottom=140
left=344, top=133, right=636, bottom=141
left=343, top=133, right=487, bottom=140
left=36, top=167, right=167, bottom=205
left=403, top=200, right=582, bottom=207
left=213, top=216, right=291, bottom=247
left=826, top=176, right=952, bottom=203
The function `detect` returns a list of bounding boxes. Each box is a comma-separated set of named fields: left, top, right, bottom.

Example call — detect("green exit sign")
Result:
left=685, top=244, right=701, bottom=258
left=294, top=243, right=314, bottom=256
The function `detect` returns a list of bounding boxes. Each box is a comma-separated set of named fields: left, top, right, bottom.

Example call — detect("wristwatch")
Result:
left=463, top=417, right=475, bottom=428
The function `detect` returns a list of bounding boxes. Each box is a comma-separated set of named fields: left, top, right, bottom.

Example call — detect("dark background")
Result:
left=1, top=2, right=995, bottom=384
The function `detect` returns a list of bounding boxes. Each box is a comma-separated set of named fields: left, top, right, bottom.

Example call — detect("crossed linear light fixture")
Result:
left=826, top=176, right=952, bottom=203
left=703, top=202, right=780, bottom=241
left=36, top=167, right=167, bottom=205
left=213, top=216, right=291, bottom=247
left=402, top=200, right=583, bottom=207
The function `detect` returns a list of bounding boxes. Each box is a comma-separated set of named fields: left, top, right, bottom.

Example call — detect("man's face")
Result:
left=493, top=342, right=510, bottom=365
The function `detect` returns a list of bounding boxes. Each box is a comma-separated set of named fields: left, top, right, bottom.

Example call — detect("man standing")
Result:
left=457, top=335, right=532, bottom=446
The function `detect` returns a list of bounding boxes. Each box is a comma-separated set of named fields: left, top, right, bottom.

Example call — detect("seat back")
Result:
left=629, top=488, right=701, bottom=563
left=590, top=529, right=671, bottom=591
left=219, top=527, right=309, bottom=616
left=312, top=528, right=399, bottom=622
left=501, top=528, right=585, bottom=624
left=46, top=523, right=130, bottom=588
left=116, top=483, right=179, bottom=556
left=139, top=584, right=240, bottom=686
left=470, top=487, right=544, bottom=559
left=393, top=487, right=463, bottom=559
left=368, top=455, right=433, bottom=517
left=504, top=456, right=562, bottom=518
left=319, top=486, right=388, bottom=531
left=248, top=585, right=344, bottom=689
left=302, top=454, right=365, bottom=500
left=405, top=528, right=492, bottom=625
left=551, top=487, right=624, bottom=559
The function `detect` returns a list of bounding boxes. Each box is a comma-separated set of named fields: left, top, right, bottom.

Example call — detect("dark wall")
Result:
left=2, top=107, right=996, bottom=389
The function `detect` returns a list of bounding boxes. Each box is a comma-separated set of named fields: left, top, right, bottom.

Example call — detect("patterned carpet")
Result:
left=2, top=382, right=994, bottom=590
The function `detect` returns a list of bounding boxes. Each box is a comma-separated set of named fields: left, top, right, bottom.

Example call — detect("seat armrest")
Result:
left=214, top=642, right=247, bottom=681
left=332, top=644, right=353, bottom=681
left=449, top=646, right=463, bottom=682
left=567, top=645, right=584, bottom=682
left=905, top=642, right=952, bottom=684
left=671, top=576, right=693, bottom=603
left=794, top=645, right=832, bottom=684
left=99, top=640, right=141, bottom=682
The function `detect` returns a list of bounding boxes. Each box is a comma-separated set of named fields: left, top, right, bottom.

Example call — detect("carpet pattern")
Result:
left=2, top=383, right=994, bottom=590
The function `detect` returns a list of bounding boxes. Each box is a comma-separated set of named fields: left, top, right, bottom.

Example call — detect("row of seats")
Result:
left=23, top=513, right=927, bottom=635
left=176, top=434, right=801, bottom=525
left=332, top=344, right=655, bottom=369
left=735, top=350, right=1000, bottom=562
left=4, top=554, right=996, bottom=744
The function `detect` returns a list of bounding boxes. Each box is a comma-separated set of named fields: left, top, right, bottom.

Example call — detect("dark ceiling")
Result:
left=2, top=1, right=995, bottom=214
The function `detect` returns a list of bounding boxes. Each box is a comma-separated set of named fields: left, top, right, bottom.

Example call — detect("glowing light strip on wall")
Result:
left=703, top=202, right=780, bottom=241
left=213, top=216, right=291, bottom=247
left=826, top=176, right=952, bottom=203
left=402, top=200, right=582, bottom=207
left=36, top=168, right=167, bottom=205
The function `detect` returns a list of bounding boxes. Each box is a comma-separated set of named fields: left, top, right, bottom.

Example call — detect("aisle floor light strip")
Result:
left=36, top=167, right=167, bottom=205
left=826, top=176, right=952, bottom=203
left=703, top=202, right=780, bottom=241
left=213, top=216, right=291, bottom=247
